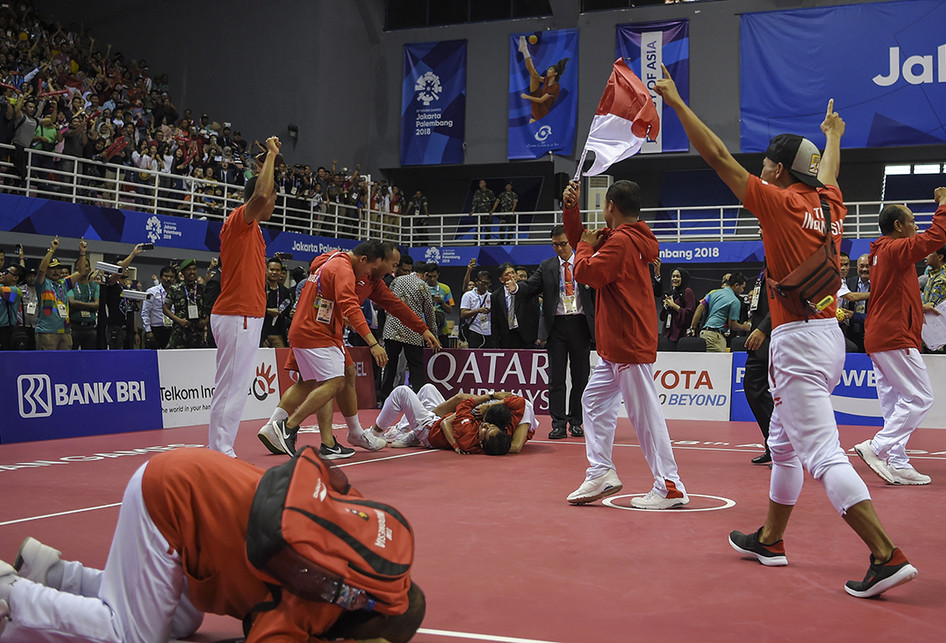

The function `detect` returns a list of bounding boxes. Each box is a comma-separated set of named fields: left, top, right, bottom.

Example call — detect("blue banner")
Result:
left=0, top=194, right=357, bottom=263
left=401, top=40, right=467, bottom=166
left=508, top=29, right=579, bottom=160
left=1, top=350, right=164, bottom=443
left=731, top=352, right=883, bottom=427
left=740, top=0, right=946, bottom=151
left=616, top=20, right=689, bottom=153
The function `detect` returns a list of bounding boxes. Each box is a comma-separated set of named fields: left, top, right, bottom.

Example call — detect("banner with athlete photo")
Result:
left=615, top=19, right=689, bottom=153
left=508, top=28, right=579, bottom=160
left=740, top=0, right=946, bottom=151
left=401, top=40, right=467, bottom=166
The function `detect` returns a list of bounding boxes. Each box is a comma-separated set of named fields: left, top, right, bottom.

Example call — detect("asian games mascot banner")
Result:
left=615, top=20, right=690, bottom=153
left=508, top=29, right=579, bottom=160
left=401, top=40, right=467, bottom=165
left=740, top=0, right=946, bottom=151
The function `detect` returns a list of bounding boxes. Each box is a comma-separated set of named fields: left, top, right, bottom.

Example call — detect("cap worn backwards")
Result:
left=764, top=134, right=824, bottom=189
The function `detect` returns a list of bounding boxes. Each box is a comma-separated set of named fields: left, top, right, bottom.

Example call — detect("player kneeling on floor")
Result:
left=0, top=448, right=425, bottom=641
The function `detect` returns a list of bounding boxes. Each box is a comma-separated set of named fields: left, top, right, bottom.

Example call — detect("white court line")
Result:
left=417, top=627, right=564, bottom=643
left=335, top=448, right=439, bottom=468
left=0, top=449, right=438, bottom=526
left=0, top=502, right=121, bottom=527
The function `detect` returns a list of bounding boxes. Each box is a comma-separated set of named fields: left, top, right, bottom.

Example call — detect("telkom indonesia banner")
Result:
left=401, top=40, right=467, bottom=165
left=157, top=348, right=280, bottom=429
left=615, top=20, right=689, bottom=153
left=740, top=0, right=946, bottom=151
left=508, top=29, right=579, bottom=159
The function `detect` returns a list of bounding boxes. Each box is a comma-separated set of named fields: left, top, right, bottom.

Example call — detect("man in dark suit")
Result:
left=492, top=262, right=540, bottom=349
left=507, top=225, right=595, bottom=439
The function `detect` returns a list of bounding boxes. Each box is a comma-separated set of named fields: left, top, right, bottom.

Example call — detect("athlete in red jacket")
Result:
left=854, top=188, right=946, bottom=485
left=561, top=179, right=688, bottom=510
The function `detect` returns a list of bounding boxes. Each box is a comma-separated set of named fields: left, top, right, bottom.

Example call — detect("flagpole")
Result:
left=573, top=148, right=588, bottom=182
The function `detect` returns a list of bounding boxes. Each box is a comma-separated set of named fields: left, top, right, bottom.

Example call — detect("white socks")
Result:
left=345, top=414, right=364, bottom=437
left=269, top=407, right=289, bottom=424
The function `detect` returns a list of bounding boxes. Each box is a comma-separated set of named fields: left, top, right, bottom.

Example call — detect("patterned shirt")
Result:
left=472, top=187, right=495, bottom=213
left=382, top=273, right=435, bottom=346
left=165, top=281, right=208, bottom=348
left=35, top=275, right=75, bottom=334
left=922, top=265, right=946, bottom=309
left=1, top=285, right=22, bottom=327
left=428, top=282, right=454, bottom=334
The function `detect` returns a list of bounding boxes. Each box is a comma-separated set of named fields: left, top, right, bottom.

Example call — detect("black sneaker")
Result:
left=729, top=527, right=788, bottom=566
left=844, top=548, right=917, bottom=598
left=751, top=451, right=772, bottom=465
left=319, top=440, right=356, bottom=460
left=265, top=419, right=298, bottom=456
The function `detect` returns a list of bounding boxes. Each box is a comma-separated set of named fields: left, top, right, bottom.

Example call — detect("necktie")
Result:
left=563, top=261, right=574, bottom=296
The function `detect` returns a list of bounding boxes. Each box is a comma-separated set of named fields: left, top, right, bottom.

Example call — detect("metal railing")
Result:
left=0, top=143, right=935, bottom=247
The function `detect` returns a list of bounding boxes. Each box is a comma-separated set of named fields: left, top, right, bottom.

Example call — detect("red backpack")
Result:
left=246, top=446, right=414, bottom=616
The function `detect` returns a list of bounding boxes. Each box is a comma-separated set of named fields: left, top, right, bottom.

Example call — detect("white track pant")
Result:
left=869, top=348, right=934, bottom=468
left=766, top=319, right=870, bottom=515
left=377, top=384, right=444, bottom=445
left=208, top=314, right=265, bottom=456
left=3, top=464, right=203, bottom=642
left=581, top=359, right=685, bottom=496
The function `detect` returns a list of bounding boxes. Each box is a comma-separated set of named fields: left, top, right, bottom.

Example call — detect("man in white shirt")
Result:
left=142, top=265, right=177, bottom=349
left=460, top=270, right=494, bottom=348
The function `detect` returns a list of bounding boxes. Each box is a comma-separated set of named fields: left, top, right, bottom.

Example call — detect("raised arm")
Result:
left=244, top=136, right=280, bottom=223
left=817, top=99, right=844, bottom=189
left=66, top=239, right=89, bottom=283
left=655, top=64, right=750, bottom=202
left=36, top=236, right=59, bottom=285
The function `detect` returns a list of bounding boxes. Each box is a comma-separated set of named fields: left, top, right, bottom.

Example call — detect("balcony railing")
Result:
left=0, top=143, right=935, bottom=247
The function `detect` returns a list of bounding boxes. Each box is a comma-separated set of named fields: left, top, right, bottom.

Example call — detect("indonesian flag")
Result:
left=578, top=59, right=659, bottom=177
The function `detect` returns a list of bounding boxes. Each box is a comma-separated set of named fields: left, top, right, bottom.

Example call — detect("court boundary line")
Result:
left=0, top=502, right=122, bottom=527
left=417, top=627, right=564, bottom=643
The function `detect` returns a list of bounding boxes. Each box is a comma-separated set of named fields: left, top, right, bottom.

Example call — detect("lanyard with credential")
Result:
left=314, top=252, right=345, bottom=298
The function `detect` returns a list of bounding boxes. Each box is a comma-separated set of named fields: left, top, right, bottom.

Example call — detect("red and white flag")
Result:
left=577, top=59, right=659, bottom=178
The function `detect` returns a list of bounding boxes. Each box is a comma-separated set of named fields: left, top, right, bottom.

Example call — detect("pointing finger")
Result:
left=661, top=63, right=670, bottom=79
left=826, top=98, right=834, bottom=117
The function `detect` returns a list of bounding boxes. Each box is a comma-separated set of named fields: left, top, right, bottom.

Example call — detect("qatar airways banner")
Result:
left=424, top=349, right=732, bottom=420
left=401, top=40, right=467, bottom=165
left=740, top=0, right=946, bottom=151
left=616, top=20, right=689, bottom=153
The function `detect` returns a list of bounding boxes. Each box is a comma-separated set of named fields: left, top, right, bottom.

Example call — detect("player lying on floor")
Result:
left=370, top=384, right=537, bottom=455
left=0, top=447, right=425, bottom=642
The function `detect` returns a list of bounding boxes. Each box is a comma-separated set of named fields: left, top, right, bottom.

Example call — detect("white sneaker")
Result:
left=631, top=489, right=690, bottom=510
left=382, top=426, right=401, bottom=442
left=567, top=470, right=623, bottom=505
left=258, top=421, right=295, bottom=456
left=0, top=561, right=16, bottom=604
left=14, top=538, right=61, bottom=586
left=348, top=430, right=386, bottom=451
left=0, top=597, right=9, bottom=635
left=390, top=432, right=419, bottom=448
left=853, top=440, right=895, bottom=484
left=888, top=465, right=931, bottom=485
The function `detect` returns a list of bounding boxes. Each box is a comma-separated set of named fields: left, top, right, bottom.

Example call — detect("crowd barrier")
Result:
left=2, top=348, right=943, bottom=444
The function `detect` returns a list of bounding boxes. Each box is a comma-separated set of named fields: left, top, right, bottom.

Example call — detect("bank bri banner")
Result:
left=615, top=20, right=689, bottom=153
left=740, top=0, right=946, bottom=152
left=401, top=40, right=466, bottom=166
left=508, top=29, right=579, bottom=160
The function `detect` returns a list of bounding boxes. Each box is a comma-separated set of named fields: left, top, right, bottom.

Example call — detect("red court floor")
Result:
left=1, top=415, right=944, bottom=642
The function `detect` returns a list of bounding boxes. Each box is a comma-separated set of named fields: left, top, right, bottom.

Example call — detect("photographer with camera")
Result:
left=97, top=243, right=147, bottom=350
